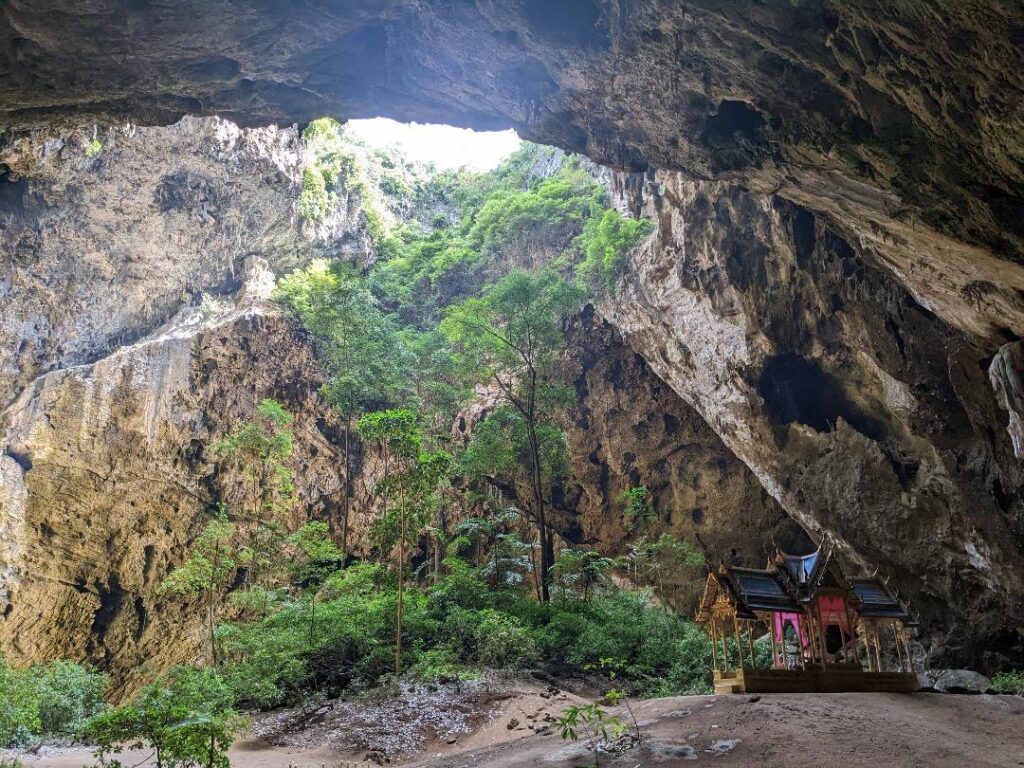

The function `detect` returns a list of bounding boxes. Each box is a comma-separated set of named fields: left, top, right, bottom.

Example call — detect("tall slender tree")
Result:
left=441, top=268, right=585, bottom=601
left=358, top=409, right=451, bottom=676
left=160, top=506, right=236, bottom=665
left=211, top=398, right=295, bottom=605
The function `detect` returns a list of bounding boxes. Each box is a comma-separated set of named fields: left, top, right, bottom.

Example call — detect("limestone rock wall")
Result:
left=556, top=308, right=803, bottom=608
left=0, top=116, right=373, bottom=411
left=604, top=173, right=1024, bottom=669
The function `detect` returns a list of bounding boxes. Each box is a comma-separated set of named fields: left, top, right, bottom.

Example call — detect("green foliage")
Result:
left=575, top=209, right=652, bottom=295
left=210, top=555, right=715, bottom=708
left=287, top=522, right=343, bottom=587
left=0, top=656, right=41, bottom=747
left=0, top=655, right=108, bottom=748
left=460, top=407, right=568, bottom=491
left=211, top=399, right=295, bottom=524
left=85, top=138, right=103, bottom=158
left=379, top=174, right=412, bottom=199
left=357, top=408, right=422, bottom=463
left=82, top=667, right=244, bottom=768
left=467, top=169, right=605, bottom=258
left=990, top=670, right=1024, bottom=695
left=619, top=486, right=656, bottom=533
left=556, top=702, right=625, bottom=767
left=160, top=507, right=237, bottom=664
left=299, top=118, right=358, bottom=224
left=551, top=550, right=618, bottom=601
left=622, top=534, right=704, bottom=603
left=28, top=661, right=108, bottom=739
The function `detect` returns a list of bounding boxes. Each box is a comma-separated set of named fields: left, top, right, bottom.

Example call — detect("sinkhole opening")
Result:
left=344, top=117, right=521, bottom=172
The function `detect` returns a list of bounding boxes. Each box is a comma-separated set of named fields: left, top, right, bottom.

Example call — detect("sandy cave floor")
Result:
left=10, top=685, right=1024, bottom=768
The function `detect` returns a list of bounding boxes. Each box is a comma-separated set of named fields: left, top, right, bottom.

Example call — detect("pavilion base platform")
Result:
left=713, top=666, right=919, bottom=694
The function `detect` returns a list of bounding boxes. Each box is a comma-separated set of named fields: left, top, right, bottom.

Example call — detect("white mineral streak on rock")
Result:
left=0, top=454, right=28, bottom=607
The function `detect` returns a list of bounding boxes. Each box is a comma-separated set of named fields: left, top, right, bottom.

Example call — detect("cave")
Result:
left=758, top=353, right=888, bottom=442
left=1, top=2, right=1024, bottom=762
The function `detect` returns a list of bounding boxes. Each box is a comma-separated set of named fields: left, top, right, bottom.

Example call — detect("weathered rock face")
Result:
left=0, top=264, right=390, bottom=696
left=991, top=342, right=1024, bottom=460
left=556, top=308, right=804, bottom=607
left=603, top=172, right=1024, bottom=669
left=2, top=1, right=1022, bottom=346
left=0, top=116, right=378, bottom=412
left=3, top=0, right=1024, bottom=675
left=0, top=119, right=793, bottom=689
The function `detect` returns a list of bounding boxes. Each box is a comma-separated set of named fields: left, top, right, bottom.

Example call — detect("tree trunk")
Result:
left=208, top=541, right=219, bottom=666
left=395, top=491, right=405, bottom=678
left=526, top=417, right=550, bottom=602
left=341, top=408, right=351, bottom=554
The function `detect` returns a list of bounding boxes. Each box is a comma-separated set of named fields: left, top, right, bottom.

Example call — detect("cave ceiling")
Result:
left=2, top=2, right=1022, bottom=347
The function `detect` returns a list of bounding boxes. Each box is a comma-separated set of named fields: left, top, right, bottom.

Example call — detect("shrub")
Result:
left=990, top=670, right=1024, bottom=695
left=0, top=656, right=39, bottom=747
left=473, top=610, right=538, bottom=668
left=82, top=667, right=244, bottom=768
left=409, top=649, right=477, bottom=683
left=26, top=661, right=107, bottom=738
left=0, top=656, right=108, bottom=747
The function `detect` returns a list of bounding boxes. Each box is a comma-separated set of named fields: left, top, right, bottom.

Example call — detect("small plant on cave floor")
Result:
left=586, top=657, right=642, bottom=744
left=556, top=702, right=626, bottom=768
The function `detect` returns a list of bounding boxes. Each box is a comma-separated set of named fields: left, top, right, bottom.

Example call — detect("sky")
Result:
left=345, top=117, right=522, bottom=172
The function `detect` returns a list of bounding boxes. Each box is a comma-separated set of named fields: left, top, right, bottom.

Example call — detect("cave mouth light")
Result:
left=344, top=117, right=521, bottom=172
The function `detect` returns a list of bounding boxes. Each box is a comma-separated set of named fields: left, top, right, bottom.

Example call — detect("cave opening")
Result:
left=758, top=353, right=888, bottom=442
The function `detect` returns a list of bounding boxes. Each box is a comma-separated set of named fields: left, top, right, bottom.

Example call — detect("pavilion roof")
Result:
left=851, top=578, right=915, bottom=624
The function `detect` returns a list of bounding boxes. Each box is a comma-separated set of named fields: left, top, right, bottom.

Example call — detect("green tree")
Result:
left=450, top=505, right=533, bottom=589
left=442, top=269, right=585, bottom=601
left=277, top=260, right=407, bottom=553
left=160, top=508, right=236, bottom=665
left=286, top=522, right=343, bottom=646
left=551, top=549, right=618, bottom=602
left=358, top=409, right=451, bottom=676
left=211, top=399, right=295, bottom=595
left=0, top=655, right=39, bottom=747
left=212, top=398, right=294, bottom=524
left=83, top=668, right=244, bottom=768
left=575, top=208, right=653, bottom=295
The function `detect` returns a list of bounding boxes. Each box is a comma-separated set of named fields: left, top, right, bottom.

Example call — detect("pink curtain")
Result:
left=818, top=596, right=849, bottom=633
left=773, top=611, right=810, bottom=667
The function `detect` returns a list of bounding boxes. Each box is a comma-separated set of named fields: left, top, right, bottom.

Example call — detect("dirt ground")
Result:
left=12, top=687, right=1024, bottom=768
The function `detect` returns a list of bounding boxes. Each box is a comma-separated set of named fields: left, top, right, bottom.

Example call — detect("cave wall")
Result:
left=1, top=0, right=1023, bottom=672
left=0, top=119, right=794, bottom=689
left=0, top=116, right=376, bottom=412
left=0, top=270, right=388, bottom=697
left=556, top=308, right=803, bottom=608
left=603, top=172, right=1024, bottom=669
